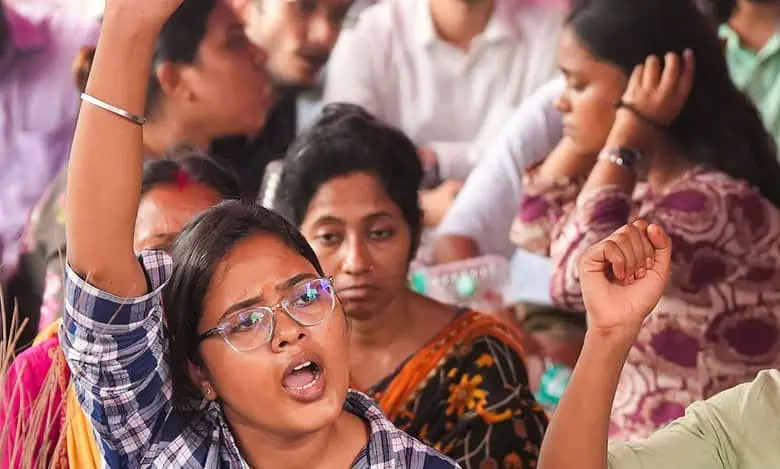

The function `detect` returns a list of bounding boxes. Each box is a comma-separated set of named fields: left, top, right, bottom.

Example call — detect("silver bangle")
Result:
left=80, top=93, right=147, bottom=125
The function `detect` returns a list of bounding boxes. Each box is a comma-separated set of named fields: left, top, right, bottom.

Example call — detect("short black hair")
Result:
left=141, top=149, right=243, bottom=200
left=274, top=103, right=424, bottom=260
left=164, top=201, right=325, bottom=412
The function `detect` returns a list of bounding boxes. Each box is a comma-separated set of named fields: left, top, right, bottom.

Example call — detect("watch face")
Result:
left=617, top=147, right=642, bottom=170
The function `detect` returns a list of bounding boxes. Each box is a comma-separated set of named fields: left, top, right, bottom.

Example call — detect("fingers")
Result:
left=601, top=240, right=627, bottom=281
left=600, top=220, right=670, bottom=284
left=626, top=63, right=644, bottom=97
left=642, top=55, right=662, bottom=89
left=613, top=224, right=646, bottom=282
left=678, top=49, right=696, bottom=101
left=658, top=52, right=681, bottom=95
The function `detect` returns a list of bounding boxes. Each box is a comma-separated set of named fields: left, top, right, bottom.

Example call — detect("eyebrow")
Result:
left=313, top=211, right=394, bottom=226
left=217, top=273, right=319, bottom=321
left=364, top=211, right=394, bottom=223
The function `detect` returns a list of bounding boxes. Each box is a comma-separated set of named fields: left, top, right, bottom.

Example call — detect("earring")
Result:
left=205, top=387, right=213, bottom=396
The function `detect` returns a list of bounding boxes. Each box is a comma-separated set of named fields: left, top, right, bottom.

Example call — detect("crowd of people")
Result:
left=1, top=0, right=780, bottom=467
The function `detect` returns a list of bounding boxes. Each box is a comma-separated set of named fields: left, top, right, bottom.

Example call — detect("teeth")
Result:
left=293, top=361, right=312, bottom=372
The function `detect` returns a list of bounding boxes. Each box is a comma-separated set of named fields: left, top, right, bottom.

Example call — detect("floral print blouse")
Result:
left=512, top=165, right=780, bottom=440
left=369, top=311, right=549, bottom=468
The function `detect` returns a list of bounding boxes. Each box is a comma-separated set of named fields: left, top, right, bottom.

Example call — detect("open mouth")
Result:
left=282, top=355, right=326, bottom=402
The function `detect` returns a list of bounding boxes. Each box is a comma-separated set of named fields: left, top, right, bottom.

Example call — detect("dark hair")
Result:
left=696, top=0, right=736, bottom=24
left=0, top=3, right=8, bottom=55
left=141, top=151, right=243, bottom=201
left=71, top=0, right=216, bottom=116
left=568, top=0, right=780, bottom=208
left=164, top=201, right=325, bottom=411
left=146, top=0, right=216, bottom=116
left=274, top=103, right=424, bottom=260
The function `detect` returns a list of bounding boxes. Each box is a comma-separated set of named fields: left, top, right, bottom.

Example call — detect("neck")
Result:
left=349, top=291, right=413, bottom=349
left=729, top=0, right=780, bottom=51
left=142, top=115, right=214, bottom=157
left=428, top=0, right=495, bottom=50
left=230, top=414, right=343, bottom=469
left=646, top=145, right=694, bottom=192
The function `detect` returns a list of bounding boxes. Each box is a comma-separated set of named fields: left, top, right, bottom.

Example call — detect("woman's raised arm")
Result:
left=65, top=0, right=183, bottom=296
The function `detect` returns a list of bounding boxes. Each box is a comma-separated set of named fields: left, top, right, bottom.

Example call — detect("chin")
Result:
left=286, top=390, right=346, bottom=434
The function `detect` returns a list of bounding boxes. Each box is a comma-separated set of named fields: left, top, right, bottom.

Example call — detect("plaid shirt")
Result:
left=61, top=250, right=460, bottom=469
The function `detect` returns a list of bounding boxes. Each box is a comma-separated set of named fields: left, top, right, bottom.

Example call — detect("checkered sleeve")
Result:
left=60, top=251, right=174, bottom=469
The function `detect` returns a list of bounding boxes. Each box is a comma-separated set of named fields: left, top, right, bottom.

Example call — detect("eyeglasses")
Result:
left=197, top=277, right=335, bottom=352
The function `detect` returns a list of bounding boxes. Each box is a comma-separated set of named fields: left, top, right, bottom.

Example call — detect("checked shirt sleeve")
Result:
left=60, top=251, right=173, bottom=469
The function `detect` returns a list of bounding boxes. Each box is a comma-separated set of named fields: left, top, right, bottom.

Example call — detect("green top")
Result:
left=720, top=24, right=780, bottom=148
left=608, top=370, right=780, bottom=469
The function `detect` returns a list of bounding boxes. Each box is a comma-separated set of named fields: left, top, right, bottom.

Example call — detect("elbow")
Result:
left=432, top=235, right=480, bottom=264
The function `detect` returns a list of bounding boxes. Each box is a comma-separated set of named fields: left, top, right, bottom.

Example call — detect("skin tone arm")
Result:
left=538, top=219, right=673, bottom=469
left=432, top=139, right=587, bottom=263
left=538, top=51, right=694, bottom=469
left=579, top=52, right=695, bottom=199
left=66, top=0, right=185, bottom=296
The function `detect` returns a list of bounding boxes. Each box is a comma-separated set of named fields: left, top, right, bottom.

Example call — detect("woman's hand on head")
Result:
left=622, top=50, right=696, bottom=127
left=578, top=220, right=672, bottom=343
left=607, top=51, right=695, bottom=151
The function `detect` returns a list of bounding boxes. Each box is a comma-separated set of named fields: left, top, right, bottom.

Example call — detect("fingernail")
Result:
left=637, top=268, right=646, bottom=279
left=646, top=257, right=654, bottom=269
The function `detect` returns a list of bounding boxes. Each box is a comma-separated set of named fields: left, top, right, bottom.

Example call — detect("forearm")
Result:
left=580, top=111, right=654, bottom=198
left=432, top=235, right=480, bottom=264
left=66, top=6, right=159, bottom=295
left=539, top=331, right=634, bottom=469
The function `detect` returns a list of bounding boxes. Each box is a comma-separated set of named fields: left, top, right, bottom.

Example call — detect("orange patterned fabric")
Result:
left=371, top=311, right=548, bottom=468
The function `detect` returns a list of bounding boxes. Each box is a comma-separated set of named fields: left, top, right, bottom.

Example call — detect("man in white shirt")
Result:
left=325, top=0, right=565, bottom=222
left=434, top=77, right=564, bottom=262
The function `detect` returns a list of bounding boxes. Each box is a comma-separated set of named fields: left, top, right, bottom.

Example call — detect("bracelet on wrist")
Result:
left=599, top=147, right=643, bottom=173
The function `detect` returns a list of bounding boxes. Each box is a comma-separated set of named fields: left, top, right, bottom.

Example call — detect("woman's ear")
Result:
left=156, top=62, right=194, bottom=104
left=188, top=361, right=219, bottom=401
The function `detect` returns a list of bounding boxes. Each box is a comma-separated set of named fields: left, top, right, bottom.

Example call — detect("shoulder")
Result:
left=653, top=169, right=780, bottom=232
left=445, top=312, right=529, bottom=379
left=5, top=337, right=61, bottom=388
left=703, top=369, right=780, bottom=419
left=510, top=2, right=567, bottom=36
left=346, top=391, right=460, bottom=468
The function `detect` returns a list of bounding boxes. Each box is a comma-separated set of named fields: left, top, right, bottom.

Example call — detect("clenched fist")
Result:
left=579, top=220, right=672, bottom=340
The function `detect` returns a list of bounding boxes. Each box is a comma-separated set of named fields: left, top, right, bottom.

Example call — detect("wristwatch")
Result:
left=599, top=147, right=643, bottom=173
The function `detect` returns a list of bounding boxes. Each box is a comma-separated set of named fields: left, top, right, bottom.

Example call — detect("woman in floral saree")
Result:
left=275, top=104, right=549, bottom=468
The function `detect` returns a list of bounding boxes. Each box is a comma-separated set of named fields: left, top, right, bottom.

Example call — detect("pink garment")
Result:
left=513, top=166, right=780, bottom=440
left=1, top=337, right=69, bottom=468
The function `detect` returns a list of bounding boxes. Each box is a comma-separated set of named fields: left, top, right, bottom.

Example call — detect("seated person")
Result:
left=274, top=103, right=548, bottom=467
left=721, top=0, right=780, bottom=147
left=434, top=0, right=774, bottom=263
left=0, top=156, right=240, bottom=469
left=537, top=220, right=780, bottom=469
left=58, top=2, right=457, bottom=466
left=511, top=0, right=780, bottom=440
left=325, top=0, right=566, bottom=225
